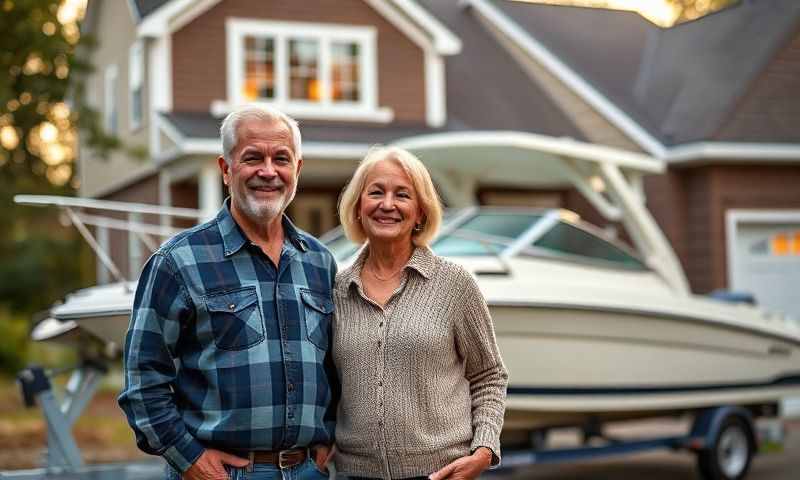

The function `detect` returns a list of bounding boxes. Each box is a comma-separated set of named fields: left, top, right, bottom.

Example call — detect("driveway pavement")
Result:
left=489, top=419, right=800, bottom=480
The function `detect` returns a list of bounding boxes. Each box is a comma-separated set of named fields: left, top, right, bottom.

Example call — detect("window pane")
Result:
left=243, top=36, right=275, bottom=101
left=289, top=39, right=320, bottom=101
left=331, top=42, right=360, bottom=102
left=532, top=222, right=644, bottom=268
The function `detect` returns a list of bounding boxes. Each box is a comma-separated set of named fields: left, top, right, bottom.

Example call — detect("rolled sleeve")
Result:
left=118, top=252, right=201, bottom=472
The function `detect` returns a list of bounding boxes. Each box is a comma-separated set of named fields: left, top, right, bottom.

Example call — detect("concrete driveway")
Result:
left=489, top=419, right=800, bottom=480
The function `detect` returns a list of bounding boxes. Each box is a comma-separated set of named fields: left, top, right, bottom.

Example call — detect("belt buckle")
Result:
left=278, top=450, right=292, bottom=470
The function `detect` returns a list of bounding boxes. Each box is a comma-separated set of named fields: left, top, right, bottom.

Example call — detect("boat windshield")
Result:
left=526, top=221, right=646, bottom=270
left=432, top=212, right=543, bottom=256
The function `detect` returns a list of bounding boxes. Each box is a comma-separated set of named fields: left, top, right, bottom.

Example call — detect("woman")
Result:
left=332, top=147, right=508, bottom=480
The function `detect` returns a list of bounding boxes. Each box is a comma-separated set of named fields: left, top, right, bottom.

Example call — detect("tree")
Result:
left=0, top=0, right=102, bottom=374
left=666, top=0, right=739, bottom=25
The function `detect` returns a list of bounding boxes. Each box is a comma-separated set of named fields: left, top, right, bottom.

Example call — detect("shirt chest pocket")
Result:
left=300, top=289, right=333, bottom=350
left=204, top=286, right=265, bottom=351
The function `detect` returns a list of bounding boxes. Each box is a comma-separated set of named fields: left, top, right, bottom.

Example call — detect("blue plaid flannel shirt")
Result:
left=118, top=200, right=338, bottom=472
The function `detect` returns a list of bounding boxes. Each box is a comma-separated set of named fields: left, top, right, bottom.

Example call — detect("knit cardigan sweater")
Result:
left=332, top=246, right=508, bottom=479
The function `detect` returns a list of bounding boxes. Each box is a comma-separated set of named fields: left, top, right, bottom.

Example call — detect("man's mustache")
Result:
left=246, top=178, right=285, bottom=189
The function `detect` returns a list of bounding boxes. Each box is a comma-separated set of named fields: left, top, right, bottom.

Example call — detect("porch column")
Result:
left=199, top=160, right=222, bottom=221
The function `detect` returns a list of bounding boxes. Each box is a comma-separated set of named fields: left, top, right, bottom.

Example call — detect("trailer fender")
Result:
left=689, top=406, right=756, bottom=452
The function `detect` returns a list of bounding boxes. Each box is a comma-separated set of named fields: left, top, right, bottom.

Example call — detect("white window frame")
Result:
left=226, top=18, right=392, bottom=122
left=129, top=40, right=145, bottom=131
left=104, top=64, right=119, bottom=135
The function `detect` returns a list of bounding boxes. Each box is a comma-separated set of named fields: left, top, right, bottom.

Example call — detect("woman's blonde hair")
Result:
left=338, top=146, right=443, bottom=247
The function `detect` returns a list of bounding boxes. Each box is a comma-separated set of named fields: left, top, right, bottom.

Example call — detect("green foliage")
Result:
left=0, top=307, right=31, bottom=374
left=0, top=1, right=101, bottom=375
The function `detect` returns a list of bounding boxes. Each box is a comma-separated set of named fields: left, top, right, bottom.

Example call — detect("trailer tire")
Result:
left=697, top=416, right=754, bottom=480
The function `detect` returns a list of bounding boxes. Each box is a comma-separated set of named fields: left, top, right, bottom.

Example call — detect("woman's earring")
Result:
left=413, top=223, right=423, bottom=232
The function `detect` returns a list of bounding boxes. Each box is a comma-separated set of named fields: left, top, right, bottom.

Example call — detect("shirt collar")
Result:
left=341, top=244, right=436, bottom=290
left=218, top=198, right=308, bottom=257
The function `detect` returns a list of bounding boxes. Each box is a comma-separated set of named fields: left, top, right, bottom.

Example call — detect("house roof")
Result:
left=416, top=0, right=585, bottom=139
left=487, top=0, right=800, bottom=146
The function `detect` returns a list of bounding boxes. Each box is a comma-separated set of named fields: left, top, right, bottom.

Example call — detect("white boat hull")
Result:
left=493, top=304, right=800, bottom=430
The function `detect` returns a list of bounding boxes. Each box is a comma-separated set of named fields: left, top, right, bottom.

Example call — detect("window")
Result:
left=531, top=221, right=645, bottom=269
left=104, top=64, right=118, bottom=135
left=129, top=41, right=144, bottom=130
left=227, top=19, right=385, bottom=121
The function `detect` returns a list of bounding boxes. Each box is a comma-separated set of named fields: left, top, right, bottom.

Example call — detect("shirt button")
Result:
left=378, top=340, right=382, bottom=347
left=378, top=381, right=383, bottom=387
left=228, top=304, right=236, bottom=310
left=288, top=383, right=294, bottom=391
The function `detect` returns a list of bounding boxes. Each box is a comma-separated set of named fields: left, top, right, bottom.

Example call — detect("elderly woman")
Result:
left=332, top=147, right=508, bottom=480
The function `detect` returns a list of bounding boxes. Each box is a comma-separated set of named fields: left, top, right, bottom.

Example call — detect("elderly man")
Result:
left=119, top=105, right=337, bottom=480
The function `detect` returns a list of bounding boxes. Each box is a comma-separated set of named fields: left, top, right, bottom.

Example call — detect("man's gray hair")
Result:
left=220, top=105, right=302, bottom=164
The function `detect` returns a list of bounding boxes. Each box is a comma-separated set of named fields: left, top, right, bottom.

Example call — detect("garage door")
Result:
left=727, top=210, right=800, bottom=319
left=727, top=210, right=800, bottom=418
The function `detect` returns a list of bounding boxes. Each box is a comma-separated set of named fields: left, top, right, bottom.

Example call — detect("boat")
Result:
left=17, top=134, right=800, bottom=436
left=323, top=207, right=800, bottom=433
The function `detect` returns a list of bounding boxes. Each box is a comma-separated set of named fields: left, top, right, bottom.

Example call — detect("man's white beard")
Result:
left=234, top=179, right=297, bottom=224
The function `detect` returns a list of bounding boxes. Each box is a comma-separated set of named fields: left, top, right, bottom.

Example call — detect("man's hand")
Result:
left=428, top=447, right=493, bottom=480
left=313, top=444, right=335, bottom=473
left=183, top=449, right=250, bottom=480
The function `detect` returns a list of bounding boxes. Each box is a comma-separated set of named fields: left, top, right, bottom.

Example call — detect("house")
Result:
left=78, top=0, right=800, bottom=318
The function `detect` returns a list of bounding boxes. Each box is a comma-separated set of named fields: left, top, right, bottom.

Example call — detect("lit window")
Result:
left=243, top=37, right=275, bottom=101
left=331, top=42, right=360, bottom=102
left=227, top=19, right=385, bottom=121
left=288, top=39, right=320, bottom=101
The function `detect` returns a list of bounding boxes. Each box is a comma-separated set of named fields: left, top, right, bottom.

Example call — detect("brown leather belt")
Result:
left=234, top=448, right=308, bottom=470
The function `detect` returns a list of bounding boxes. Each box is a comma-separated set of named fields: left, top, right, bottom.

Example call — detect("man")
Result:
left=119, top=105, right=337, bottom=480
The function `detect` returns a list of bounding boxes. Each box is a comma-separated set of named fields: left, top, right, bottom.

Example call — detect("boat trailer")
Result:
left=5, top=362, right=163, bottom=480
left=491, top=406, right=785, bottom=480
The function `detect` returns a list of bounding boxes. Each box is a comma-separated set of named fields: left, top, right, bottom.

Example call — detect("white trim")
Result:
left=156, top=114, right=370, bottom=161
left=226, top=18, right=392, bottom=122
left=137, top=0, right=219, bottom=37
left=103, top=64, right=119, bottom=135
left=136, top=0, right=461, bottom=55
left=199, top=160, right=222, bottom=221
left=425, top=51, right=446, bottom=127
left=211, top=100, right=394, bottom=123
left=390, top=0, right=461, bottom=54
left=127, top=212, right=143, bottom=280
left=148, top=35, right=172, bottom=157
left=464, top=0, right=666, bottom=157
left=363, top=0, right=436, bottom=53
left=725, top=209, right=800, bottom=291
left=128, top=40, right=145, bottom=131
left=665, top=142, right=800, bottom=164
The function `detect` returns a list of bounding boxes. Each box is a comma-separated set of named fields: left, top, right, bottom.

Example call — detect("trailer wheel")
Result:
left=697, top=416, right=754, bottom=480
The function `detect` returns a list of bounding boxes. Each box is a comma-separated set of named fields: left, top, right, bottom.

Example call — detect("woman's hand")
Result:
left=429, top=447, right=493, bottom=480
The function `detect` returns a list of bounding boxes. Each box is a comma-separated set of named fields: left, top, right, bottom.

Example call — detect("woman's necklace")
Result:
left=366, top=261, right=404, bottom=282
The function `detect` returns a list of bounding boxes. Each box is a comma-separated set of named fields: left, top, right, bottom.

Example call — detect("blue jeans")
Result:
left=167, top=458, right=329, bottom=480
